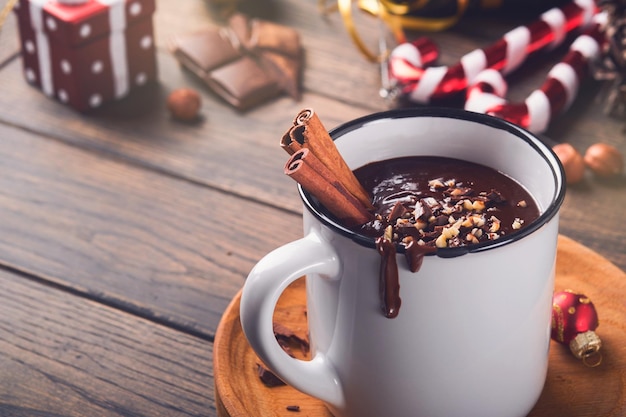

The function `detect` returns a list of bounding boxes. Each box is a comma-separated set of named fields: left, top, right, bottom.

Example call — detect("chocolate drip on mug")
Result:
left=376, top=236, right=401, bottom=319
left=405, top=240, right=436, bottom=272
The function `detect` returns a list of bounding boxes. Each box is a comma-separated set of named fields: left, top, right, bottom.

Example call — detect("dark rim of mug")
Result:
left=298, top=107, right=566, bottom=258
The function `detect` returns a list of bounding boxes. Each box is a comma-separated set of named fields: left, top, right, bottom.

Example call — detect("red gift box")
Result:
left=14, top=0, right=157, bottom=111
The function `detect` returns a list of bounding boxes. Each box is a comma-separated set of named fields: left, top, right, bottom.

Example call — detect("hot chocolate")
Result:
left=353, top=156, right=540, bottom=244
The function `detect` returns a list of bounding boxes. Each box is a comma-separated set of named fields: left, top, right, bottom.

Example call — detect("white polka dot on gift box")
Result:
left=91, top=60, right=104, bottom=74
left=24, top=40, right=35, bottom=54
left=80, top=24, right=91, bottom=39
left=25, top=68, right=37, bottom=83
left=135, top=72, right=147, bottom=86
left=58, top=89, right=69, bottom=103
left=129, top=2, right=142, bottom=16
left=60, top=59, right=72, bottom=75
left=89, top=94, right=103, bottom=108
left=46, top=16, right=57, bottom=31
left=140, top=35, right=152, bottom=50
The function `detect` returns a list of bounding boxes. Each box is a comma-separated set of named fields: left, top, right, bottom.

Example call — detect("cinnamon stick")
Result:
left=281, top=108, right=373, bottom=209
left=285, top=148, right=373, bottom=228
left=293, top=107, right=326, bottom=130
left=280, top=124, right=304, bottom=155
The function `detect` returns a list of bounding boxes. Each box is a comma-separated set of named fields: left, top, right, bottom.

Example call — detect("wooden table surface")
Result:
left=0, top=1, right=624, bottom=416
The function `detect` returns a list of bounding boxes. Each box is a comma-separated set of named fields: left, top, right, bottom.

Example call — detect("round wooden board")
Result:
left=214, top=235, right=626, bottom=417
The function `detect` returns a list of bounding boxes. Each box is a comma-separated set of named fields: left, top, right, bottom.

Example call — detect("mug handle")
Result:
left=240, top=230, right=344, bottom=408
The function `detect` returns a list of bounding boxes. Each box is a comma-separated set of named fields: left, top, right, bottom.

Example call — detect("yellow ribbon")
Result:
left=319, top=0, right=501, bottom=62
left=372, top=0, right=469, bottom=32
left=0, top=0, right=19, bottom=32
left=335, top=0, right=406, bottom=62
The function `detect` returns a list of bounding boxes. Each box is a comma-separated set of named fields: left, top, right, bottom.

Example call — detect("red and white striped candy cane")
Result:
left=465, top=16, right=605, bottom=133
left=388, top=0, right=598, bottom=104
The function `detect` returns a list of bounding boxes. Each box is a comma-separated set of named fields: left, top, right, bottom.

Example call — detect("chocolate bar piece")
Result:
left=170, top=13, right=302, bottom=110
left=257, top=363, right=286, bottom=387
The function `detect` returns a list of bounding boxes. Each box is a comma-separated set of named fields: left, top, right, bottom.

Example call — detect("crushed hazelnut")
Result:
left=435, top=234, right=448, bottom=248
left=488, top=216, right=501, bottom=233
left=461, top=217, right=474, bottom=228
left=429, top=179, right=445, bottom=189
left=414, top=219, right=428, bottom=230
left=472, top=200, right=486, bottom=212
left=472, top=214, right=486, bottom=227
left=466, top=234, right=479, bottom=244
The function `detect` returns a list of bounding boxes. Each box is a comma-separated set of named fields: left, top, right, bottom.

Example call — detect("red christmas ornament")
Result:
left=551, top=290, right=603, bottom=367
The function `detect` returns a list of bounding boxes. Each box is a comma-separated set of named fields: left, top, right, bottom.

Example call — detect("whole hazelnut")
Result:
left=167, top=88, right=202, bottom=121
left=552, top=143, right=585, bottom=184
left=583, top=142, right=624, bottom=178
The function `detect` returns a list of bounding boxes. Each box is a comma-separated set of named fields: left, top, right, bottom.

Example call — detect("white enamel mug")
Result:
left=240, top=108, right=565, bottom=417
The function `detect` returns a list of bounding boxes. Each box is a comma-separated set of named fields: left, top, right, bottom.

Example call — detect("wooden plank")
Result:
left=0, top=267, right=213, bottom=417
left=0, top=52, right=372, bottom=214
left=0, top=122, right=303, bottom=337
